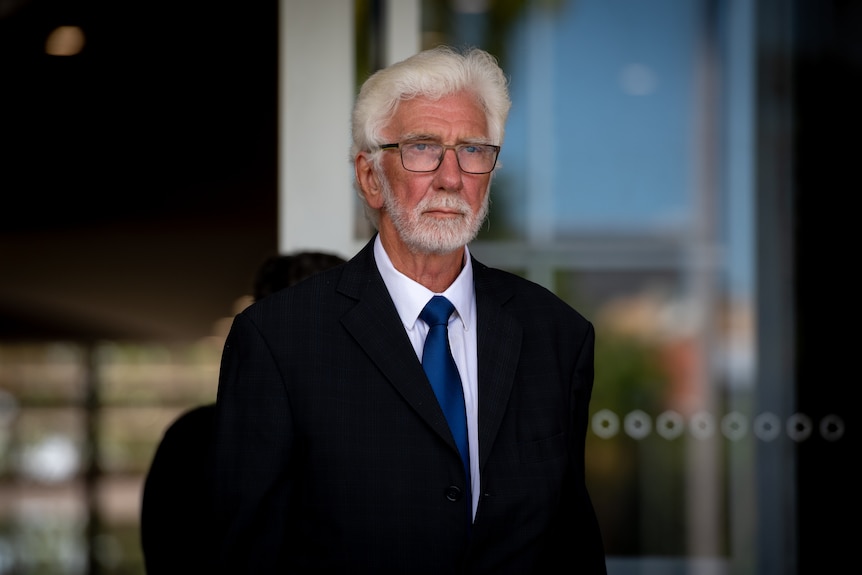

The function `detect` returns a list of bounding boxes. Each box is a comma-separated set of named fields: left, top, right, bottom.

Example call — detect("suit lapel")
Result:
left=472, top=259, right=523, bottom=471
left=338, top=238, right=461, bottom=452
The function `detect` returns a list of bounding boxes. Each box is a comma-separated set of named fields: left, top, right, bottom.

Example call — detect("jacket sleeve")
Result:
left=536, top=320, right=608, bottom=574
left=212, top=311, right=294, bottom=574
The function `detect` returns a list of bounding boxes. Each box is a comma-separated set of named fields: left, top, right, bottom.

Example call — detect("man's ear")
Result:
left=355, top=153, right=384, bottom=209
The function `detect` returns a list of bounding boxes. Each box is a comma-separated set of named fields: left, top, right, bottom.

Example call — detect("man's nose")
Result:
left=432, top=148, right=464, bottom=190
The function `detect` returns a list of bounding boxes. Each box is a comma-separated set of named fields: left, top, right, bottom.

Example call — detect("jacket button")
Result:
left=444, top=485, right=462, bottom=502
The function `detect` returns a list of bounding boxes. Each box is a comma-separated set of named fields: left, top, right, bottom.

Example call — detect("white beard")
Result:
left=380, top=175, right=490, bottom=255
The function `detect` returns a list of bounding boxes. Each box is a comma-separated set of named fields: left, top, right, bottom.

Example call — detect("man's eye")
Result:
left=462, top=145, right=481, bottom=154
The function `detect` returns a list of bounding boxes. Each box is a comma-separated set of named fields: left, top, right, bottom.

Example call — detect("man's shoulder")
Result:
left=154, top=404, right=215, bottom=453
left=475, top=261, right=590, bottom=324
left=239, top=264, right=358, bottom=331
left=475, top=261, right=560, bottom=299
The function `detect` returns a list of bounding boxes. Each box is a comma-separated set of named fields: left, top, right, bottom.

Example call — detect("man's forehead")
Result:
left=387, top=93, right=488, bottom=137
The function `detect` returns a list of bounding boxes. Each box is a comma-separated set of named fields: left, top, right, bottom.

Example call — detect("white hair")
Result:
left=350, top=45, right=512, bottom=228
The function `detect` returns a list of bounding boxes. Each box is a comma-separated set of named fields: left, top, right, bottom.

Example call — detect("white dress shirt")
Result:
left=373, top=235, right=479, bottom=519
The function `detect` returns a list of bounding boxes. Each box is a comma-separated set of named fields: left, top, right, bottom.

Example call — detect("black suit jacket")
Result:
left=213, top=236, right=606, bottom=574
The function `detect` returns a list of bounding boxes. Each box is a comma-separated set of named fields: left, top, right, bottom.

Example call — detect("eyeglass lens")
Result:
left=401, top=143, right=497, bottom=174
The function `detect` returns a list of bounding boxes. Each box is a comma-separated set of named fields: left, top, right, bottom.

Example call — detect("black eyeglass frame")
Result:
left=379, top=142, right=501, bottom=174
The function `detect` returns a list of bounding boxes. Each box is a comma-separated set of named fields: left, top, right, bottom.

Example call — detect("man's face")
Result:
left=376, top=91, right=493, bottom=255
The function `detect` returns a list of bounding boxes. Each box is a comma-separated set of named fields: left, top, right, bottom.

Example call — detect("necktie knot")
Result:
left=420, top=295, right=455, bottom=328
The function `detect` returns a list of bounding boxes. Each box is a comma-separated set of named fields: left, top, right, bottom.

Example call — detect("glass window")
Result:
left=0, top=341, right=223, bottom=574
left=417, top=0, right=799, bottom=572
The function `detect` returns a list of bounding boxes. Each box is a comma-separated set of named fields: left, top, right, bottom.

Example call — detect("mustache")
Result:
left=418, top=194, right=471, bottom=215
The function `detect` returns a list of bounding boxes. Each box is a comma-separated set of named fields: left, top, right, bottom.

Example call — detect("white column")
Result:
left=278, top=0, right=356, bottom=257
left=278, top=0, right=421, bottom=258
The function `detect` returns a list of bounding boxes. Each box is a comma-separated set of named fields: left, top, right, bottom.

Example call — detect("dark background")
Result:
left=792, top=1, right=859, bottom=573
left=0, top=0, right=279, bottom=341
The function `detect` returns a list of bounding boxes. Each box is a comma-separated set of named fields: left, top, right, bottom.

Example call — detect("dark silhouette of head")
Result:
left=253, top=251, right=346, bottom=301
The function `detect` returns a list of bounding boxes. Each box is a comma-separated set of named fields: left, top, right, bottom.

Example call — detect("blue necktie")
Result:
left=420, top=296, right=471, bottom=502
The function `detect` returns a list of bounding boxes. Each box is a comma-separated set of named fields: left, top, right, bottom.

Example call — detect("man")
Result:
left=213, top=45, right=606, bottom=573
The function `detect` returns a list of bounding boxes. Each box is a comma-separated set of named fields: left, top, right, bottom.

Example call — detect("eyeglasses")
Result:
left=380, top=141, right=500, bottom=174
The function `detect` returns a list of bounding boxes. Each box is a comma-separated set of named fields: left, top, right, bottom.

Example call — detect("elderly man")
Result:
left=213, top=45, right=607, bottom=574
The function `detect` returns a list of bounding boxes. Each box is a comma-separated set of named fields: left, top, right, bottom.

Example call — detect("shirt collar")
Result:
left=374, top=235, right=474, bottom=332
